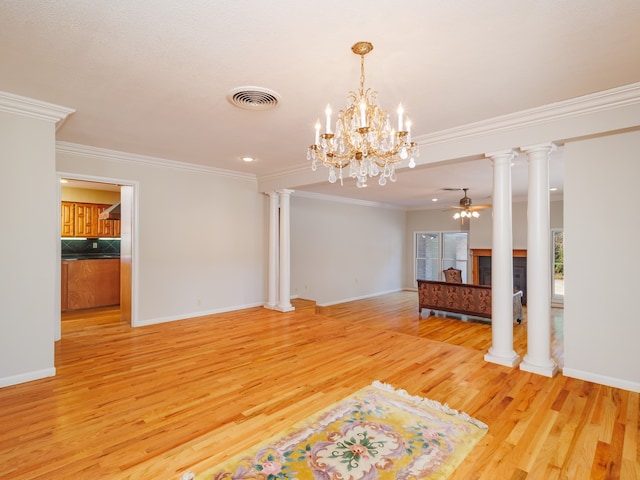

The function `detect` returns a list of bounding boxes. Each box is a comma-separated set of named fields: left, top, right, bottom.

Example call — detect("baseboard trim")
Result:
left=316, top=288, right=405, bottom=308
left=136, top=302, right=265, bottom=327
left=563, top=367, right=640, bottom=393
left=0, top=367, right=56, bottom=388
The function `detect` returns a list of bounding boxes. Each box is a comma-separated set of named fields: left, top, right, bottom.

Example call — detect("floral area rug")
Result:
left=180, top=381, right=488, bottom=480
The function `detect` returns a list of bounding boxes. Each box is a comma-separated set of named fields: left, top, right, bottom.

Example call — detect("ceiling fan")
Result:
left=445, top=188, right=491, bottom=222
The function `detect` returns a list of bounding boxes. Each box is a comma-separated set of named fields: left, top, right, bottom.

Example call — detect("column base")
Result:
left=520, top=356, right=558, bottom=377
left=274, top=304, right=295, bottom=312
left=263, top=303, right=278, bottom=310
left=484, top=350, right=521, bottom=368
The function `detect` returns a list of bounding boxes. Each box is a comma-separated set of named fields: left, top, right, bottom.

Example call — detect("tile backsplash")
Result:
left=61, top=238, right=121, bottom=256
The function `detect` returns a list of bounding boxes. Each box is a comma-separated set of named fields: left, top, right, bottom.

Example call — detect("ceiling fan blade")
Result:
left=471, top=204, right=492, bottom=211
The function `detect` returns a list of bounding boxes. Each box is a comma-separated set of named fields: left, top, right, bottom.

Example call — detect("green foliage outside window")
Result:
left=554, top=231, right=564, bottom=277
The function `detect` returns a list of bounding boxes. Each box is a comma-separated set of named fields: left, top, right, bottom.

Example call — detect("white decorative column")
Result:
left=276, top=189, right=295, bottom=312
left=264, top=191, right=279, bottom=310
left=484, top=150, right=520, bottom=367
left=520, top=143, right=558, bottom=376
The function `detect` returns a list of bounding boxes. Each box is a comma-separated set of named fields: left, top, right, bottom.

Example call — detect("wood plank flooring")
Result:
left=0, top=291, right=637, bottom=479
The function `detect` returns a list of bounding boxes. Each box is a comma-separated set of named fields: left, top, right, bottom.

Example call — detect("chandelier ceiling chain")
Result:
left=307, top=42, right=419, bottom=188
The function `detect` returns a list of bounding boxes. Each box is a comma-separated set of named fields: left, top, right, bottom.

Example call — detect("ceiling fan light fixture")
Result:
left=452, top=187, right=484, bottom=222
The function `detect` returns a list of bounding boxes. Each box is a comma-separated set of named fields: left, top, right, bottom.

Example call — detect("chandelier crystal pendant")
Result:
left=307, top=42, right=419, bottom=188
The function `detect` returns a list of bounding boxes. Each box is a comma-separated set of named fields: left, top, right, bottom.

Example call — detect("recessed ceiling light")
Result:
left=241, top=157, right=255, bottom=163
left=550, top=187, right=558, bottom=191
left=431, top=198, right=438, bottom=202
left=60, top=179, right=68, bottom=183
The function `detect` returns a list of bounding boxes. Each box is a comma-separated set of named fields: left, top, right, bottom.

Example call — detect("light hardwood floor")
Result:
left=0, top=291, right=637, bottom=479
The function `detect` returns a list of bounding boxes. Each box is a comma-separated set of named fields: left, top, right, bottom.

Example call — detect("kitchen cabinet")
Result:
left=97, top=205, right=121, bottom=237
left=61, top=261, right=68, bottom=311
left=62, top=259, right=120, bottom=311
left=61, top=202, right=120, bottom=238
left=61, top=202, right=74, bottom=236
left=74, top=203, right=97, bottom=237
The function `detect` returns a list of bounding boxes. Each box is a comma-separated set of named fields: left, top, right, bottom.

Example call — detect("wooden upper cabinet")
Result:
left=112, top=216, right=121, bottom=237
left=61, top=202, right=75, bottom=237
left=61, top=202, right=120, bottom=238
left=97, top=204, right=114, bottom=237
left=74, top=203, right=93, bottom=237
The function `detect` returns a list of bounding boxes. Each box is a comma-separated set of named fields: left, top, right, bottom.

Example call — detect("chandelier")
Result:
left=307, top=42, right=419, bottom=188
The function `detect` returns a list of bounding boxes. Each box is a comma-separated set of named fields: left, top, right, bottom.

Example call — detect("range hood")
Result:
left=99, top=202, right=121, bottom=221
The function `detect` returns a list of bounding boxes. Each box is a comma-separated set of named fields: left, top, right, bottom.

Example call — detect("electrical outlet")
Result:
left=92, top=242, right=98, bottom=248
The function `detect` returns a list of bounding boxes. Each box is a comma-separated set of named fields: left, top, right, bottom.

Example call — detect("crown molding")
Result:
left=258, top=164, right=309, bottom=183
left=293, top=190, right=404, bottom=210
left=56, top=141, right=257, bottom=181
left=413, top=82, right=640, bottom=147
left=0, top=91, right=75, bottom=129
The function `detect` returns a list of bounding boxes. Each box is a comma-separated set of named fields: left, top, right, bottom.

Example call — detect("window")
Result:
left=415, top=232, right=468, bottom=284
left=552, top=229, right=564, bottom=301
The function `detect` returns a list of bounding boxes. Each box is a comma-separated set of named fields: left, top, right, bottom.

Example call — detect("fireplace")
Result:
left=471, top=249, right=527, bottom=305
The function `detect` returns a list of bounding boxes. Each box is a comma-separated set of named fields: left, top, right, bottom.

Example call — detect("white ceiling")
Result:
left=2, top=1, right=639, bottom=208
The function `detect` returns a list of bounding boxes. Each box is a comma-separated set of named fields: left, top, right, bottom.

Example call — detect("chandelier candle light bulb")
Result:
left=307, top=41, right=419, bottom=188
left=359, top=99, right=367, bottom=128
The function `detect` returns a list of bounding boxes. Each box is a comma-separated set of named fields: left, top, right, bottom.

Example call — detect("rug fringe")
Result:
left=371, top=380, right=488, bottom=430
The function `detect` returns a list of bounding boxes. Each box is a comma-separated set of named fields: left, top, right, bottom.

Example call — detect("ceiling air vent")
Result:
left=227, top=86, right=281, bottom=111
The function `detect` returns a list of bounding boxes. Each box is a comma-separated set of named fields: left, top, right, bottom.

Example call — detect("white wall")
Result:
left=550, top=200, right=563, bottom=230
left=468, top=202, right=527, bottom=250
left=469, top=200, right=563, bottom=250
left=61, top=186, right=120, bottom=204
left=57, top=147, right=267, bottom=325
left=0, top=111, right=57, bottom=386
left=290, top=194, right=405, bottom=305
left=563, top=130, right=640, bottom=392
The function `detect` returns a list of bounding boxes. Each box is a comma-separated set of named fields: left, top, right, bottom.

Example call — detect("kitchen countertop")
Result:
left=62, top=254, right=121, bottom=260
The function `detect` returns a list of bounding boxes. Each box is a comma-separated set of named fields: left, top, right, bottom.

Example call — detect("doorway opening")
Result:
left=57, top=174, right=137, bottom=339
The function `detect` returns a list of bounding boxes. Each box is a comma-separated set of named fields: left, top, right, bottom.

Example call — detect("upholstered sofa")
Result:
left=417, top=279, right=523, bottom=323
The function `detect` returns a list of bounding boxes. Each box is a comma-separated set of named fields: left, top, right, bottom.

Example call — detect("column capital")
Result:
left=520, top=142, right=557, bottom=155
left=264, top=191, right=280, bottom=208
left=485, top=149, right=517, bottom=163
left=276, top=188, right=295, bottom=196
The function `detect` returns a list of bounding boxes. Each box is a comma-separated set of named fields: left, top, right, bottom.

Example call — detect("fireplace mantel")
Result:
left=470, top=249, right=528, bottom=304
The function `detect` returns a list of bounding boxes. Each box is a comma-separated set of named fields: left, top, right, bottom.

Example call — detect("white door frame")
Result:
left=56, top=172, right=139, bottom=340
